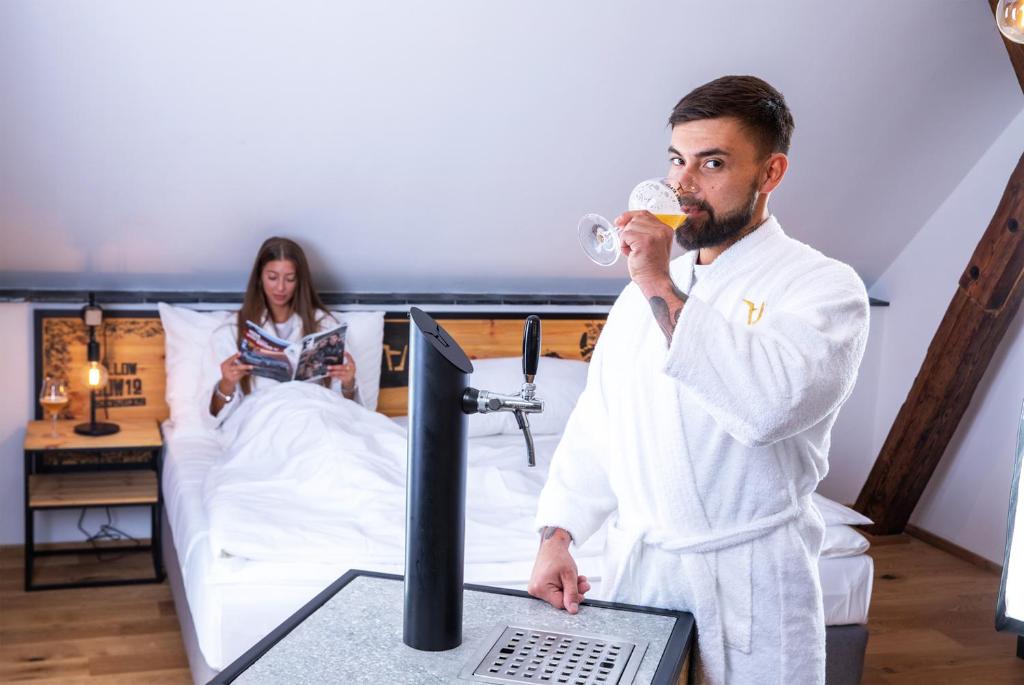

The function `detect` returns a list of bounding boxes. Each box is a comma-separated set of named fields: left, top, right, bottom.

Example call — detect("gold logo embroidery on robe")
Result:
left=742, top=299, right=765, bottom=325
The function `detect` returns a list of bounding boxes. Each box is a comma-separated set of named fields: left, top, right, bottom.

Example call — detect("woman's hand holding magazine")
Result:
left=219, top=352, right=253, bottom=393
left=327, top=352, right=358, bottom=395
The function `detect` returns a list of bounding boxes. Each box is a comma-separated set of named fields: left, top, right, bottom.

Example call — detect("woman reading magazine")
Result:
left=206, top=236, right=360, bottom=429
left=201, top=238, right=418, bottom=569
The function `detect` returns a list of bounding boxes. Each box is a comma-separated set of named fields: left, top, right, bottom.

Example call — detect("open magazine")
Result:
left=240, top=320, right=347, bottom=383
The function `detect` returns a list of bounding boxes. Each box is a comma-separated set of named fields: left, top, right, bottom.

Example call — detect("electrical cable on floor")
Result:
left=77, top=506, right=142, bottom=561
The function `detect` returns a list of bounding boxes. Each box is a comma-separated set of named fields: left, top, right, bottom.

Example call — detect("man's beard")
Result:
left=674, top=182, right=759, bottom=251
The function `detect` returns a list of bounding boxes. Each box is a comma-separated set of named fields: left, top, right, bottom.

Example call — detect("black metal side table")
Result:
left=22, top=417, right=165, bottom=591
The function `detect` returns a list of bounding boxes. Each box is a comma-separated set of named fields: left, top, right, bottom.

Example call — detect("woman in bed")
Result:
left=207, top=236, right=360, bottom=427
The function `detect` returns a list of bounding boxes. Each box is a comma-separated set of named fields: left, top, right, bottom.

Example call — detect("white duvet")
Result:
left=203, top=382, right=550, bottom=569
left=202, top=381, right=870, bottom=606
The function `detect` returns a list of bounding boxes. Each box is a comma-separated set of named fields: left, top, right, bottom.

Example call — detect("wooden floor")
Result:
left=861, top=536, right=1021, bottom=684
left=0, top=545, right=191, bottom=684
left=0, top=537, right=1020, bottom=683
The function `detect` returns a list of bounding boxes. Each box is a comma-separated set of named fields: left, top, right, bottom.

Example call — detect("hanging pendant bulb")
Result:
left=997, top=0, right=1024, bottom=44
left=85, top=360, right=109, bottom=389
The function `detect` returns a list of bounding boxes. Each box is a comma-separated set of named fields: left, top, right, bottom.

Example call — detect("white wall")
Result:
left=0, top=1, right=1019, bottom=295
left=862, top=108, right=1024, bottom=564
left=0, top=303, right=32, bottom=545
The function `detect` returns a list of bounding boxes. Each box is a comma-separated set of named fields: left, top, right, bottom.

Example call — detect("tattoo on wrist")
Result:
left=540, top=527, right=572, bottom=545
left=648, top=283, right=687, bottom=343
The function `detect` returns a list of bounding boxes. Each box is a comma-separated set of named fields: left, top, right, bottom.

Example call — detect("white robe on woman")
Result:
left=203, top=310, right=365, bottom=432
left=535, top=217, right=869, bottom=685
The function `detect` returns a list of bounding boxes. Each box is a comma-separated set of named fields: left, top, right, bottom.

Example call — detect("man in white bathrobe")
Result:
left=529, top=75, right=869, bottom=684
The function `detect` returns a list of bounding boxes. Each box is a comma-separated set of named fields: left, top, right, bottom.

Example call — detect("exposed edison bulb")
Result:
left=85, top=361, right=109, bottom=389
left=998, top=0, right=1024, bottom=44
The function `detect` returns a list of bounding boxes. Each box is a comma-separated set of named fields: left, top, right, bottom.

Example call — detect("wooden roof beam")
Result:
left=855, top=151, right=1024, bottom=534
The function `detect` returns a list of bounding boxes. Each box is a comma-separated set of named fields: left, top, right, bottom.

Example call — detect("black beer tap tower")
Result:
left=403, top=308, right=542, bottom=651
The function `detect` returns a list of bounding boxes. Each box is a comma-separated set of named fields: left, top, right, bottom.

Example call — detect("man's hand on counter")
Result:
left=527, top=527, right=591, bottom=614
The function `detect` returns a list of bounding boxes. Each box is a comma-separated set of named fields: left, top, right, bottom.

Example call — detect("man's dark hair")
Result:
left=668, top=75, right=794, bottom=157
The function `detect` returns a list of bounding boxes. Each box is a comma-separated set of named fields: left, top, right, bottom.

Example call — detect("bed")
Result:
left=35, top=306, right=873, bottom=684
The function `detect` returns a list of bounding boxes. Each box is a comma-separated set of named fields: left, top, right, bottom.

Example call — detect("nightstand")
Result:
left=23, top=417, right=165, bottom=591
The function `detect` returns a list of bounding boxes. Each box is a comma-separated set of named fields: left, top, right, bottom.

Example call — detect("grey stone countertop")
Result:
left=232, top=575, right=682, bottom=684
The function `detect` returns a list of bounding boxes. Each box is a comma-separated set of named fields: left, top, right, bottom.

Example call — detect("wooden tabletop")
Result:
left=24, top=417, right=162, bottom=451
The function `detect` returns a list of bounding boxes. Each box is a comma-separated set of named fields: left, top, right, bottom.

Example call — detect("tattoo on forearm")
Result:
left=649, top=283, right=687, bottom=343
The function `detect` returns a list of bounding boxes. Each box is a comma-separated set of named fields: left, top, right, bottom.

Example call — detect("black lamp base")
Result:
left=74, top=421, right=120, bottom=436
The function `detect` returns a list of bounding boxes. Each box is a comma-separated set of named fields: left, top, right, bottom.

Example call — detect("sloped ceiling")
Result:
left=0, top=1, right=1021, bottom=295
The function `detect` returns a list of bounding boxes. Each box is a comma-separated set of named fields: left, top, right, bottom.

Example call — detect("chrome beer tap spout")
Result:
left=462, top=315, right=544, bottom=467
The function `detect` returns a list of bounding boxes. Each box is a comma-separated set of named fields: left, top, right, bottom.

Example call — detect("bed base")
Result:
left=162, top=512, right=220, bottom=685
left=825, top=623, right=869, bottom=685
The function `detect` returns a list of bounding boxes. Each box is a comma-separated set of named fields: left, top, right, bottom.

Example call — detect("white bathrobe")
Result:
left=535, top=217, right=869, bottom=685
left=203, top=310, right=366, bottom=432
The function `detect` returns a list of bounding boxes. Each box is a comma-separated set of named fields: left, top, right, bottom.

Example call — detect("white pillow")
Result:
left=821, top=524, right=870, bottom=558
left=467, top=357, right=589, bottom=437
left=812, top=493, right=873, bottom=527
left=328, top=311, right=385, bottom=411
left=158, top=303, right=234, bottom=437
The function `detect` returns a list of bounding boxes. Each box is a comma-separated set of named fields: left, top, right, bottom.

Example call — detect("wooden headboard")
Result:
left=35, top=311, right=167, bottom=424
left=35, top=310, right=607, bottom=420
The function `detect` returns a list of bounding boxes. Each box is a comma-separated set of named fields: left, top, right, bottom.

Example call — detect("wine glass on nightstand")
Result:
left=39, top=376, right=69, bottom=438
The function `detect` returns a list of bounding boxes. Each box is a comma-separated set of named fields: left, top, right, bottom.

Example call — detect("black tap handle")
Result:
left=522, top=315, right=541, bottom=378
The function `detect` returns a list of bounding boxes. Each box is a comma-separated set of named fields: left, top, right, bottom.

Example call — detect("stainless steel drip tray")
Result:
left=461, top=624, right=648, bottom=685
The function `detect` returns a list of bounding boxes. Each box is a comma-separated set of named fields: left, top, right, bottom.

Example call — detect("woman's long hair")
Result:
left=237, top=237, right=328, bottom=395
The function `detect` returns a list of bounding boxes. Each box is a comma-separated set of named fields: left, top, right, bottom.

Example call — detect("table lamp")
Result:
left=74, top=295, right=120, bottom=436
